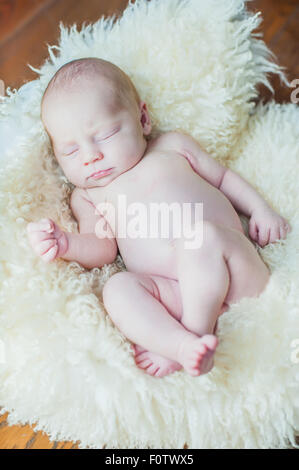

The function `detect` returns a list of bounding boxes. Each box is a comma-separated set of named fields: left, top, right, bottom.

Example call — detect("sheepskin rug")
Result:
left=0, top=0, right=298, bottom=449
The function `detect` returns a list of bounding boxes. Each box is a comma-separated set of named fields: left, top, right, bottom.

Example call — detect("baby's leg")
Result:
left=102, top=271, right=217, bottom=377
left=131, top=275, right=184, bottom=377
left=175, top=220, right=270, bottom=348
left=175, top=221, right=230, bottom=338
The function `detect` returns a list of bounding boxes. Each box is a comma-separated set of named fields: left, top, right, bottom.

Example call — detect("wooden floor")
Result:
left=0, top=0, right=298, bottom=450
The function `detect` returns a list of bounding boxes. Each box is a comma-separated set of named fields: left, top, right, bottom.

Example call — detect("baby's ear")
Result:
left=140, top=101, right=152, bottom=136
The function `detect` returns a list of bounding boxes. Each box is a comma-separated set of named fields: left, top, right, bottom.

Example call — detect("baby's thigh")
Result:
left=103, top=271, right=183, bottom=321
left=221, top=226, right=270, bottom=304
left=149, top=274, right=183, bottom=322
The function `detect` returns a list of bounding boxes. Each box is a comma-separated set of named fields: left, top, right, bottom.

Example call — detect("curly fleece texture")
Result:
left=0, top=0, right=298, bottom=449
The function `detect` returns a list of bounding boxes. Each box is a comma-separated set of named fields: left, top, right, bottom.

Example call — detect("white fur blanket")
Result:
left=0, top=0, right=298, bottom=449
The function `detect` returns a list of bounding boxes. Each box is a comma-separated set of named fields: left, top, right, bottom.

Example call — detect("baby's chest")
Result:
left=118, top=152, right=200, bottom=203
left=100, top=154, right=211, bottom=232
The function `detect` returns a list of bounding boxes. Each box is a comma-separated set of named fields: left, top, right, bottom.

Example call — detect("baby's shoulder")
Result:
left=70, top=187, right=95, bottom=214
left=147, top=130, right=191, bottom=154
left=70, top=187, right=88, bottom=204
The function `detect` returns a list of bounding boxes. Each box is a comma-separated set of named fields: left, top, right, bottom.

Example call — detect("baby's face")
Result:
left=42, top=83, right=151, bottom=188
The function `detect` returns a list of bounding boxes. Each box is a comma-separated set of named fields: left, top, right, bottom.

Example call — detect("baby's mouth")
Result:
left=89, top=168, right=113, bottom=180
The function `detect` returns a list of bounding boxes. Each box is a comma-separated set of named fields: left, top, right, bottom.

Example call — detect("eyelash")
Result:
left=95, top=132, right=116, bottom=143
left=64, top=149, right=78, bottom=156
left=64, top=132, right=117, bottom=156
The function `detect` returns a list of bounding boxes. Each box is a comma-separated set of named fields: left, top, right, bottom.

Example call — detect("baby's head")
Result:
left=41, top=57, right=151, bottom=188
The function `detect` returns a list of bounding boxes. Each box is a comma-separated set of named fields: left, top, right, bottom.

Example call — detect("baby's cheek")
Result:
left=124, top=138, right=143, bottom=162
left=63, top=162, right=80, bottom=183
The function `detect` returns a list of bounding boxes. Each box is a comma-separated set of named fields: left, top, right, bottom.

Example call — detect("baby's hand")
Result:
left=249, top=205, right=291, bottom=247
left=26, top=218, right=68, bottom=263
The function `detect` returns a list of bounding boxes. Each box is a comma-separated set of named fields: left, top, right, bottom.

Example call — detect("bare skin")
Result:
left=27, top=58, right=291, bottom=378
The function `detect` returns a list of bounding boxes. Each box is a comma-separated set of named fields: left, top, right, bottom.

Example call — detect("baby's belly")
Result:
left=116, top=195, right=244, bottom=279
left=118, top=237, right=177, bottom=279
left=102, top=152, right=245, bottom=279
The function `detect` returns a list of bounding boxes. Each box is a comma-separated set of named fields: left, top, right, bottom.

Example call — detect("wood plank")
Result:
left=249, top=0, right=298, bottom=43
left=0, top=0, right=54, bottom=45
left=0, top=411, right=79, bottom=449
left=249, top=1, right=299, bottom=103
left=270, top=6, right=299, bottom=75
left=0, top=0, right=129, bottom=89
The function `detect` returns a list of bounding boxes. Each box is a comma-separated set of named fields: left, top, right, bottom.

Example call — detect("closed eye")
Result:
left=95, top=129, right=119, bottom=143
left=64, top=152, right=77, bottom=157
left=61, top=128, right=119, bottom=155
left=63, top=148, right=78, bottom=156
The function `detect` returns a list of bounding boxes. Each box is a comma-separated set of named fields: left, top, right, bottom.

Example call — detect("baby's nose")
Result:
left=84, top=152, right=104, bottom=166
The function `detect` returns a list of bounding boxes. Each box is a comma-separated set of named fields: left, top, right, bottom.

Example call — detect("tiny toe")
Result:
left=154, top=368, right=164, bottom=377
left=136, top=357, right=145, bottom=364
left=153, top=367, right=163, bottom=376
left=190, top=358, right=199, bottom=367
left=138, top=359, right=151, bottom=366
left=199, top=341, right=207, bottom=351
left=135, top=351, right=148, bottom=361
left=137, top=359, right=152, bottom=368
left=147, top=365, right=159, bottom=375
left=195, top=343, right=207, bottom=355
left=197, top=351, right=206, bottom=361
left=204, top=335, right=218, bottom=350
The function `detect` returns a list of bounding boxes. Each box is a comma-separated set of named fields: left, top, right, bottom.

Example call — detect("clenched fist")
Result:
left=27, top=218, right=68, bottom=263
left=249, top=205, right=291, bottom=247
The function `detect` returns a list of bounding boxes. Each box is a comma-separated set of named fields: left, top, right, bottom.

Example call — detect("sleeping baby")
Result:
left=27, top=57, right=291, bottom=378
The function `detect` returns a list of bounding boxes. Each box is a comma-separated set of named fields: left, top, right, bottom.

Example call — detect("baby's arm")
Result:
left=27, top=189, right=117, bottom=269
left=165, top=131, right=291, bottom=246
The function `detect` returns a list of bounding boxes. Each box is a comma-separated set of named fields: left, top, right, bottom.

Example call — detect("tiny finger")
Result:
left=43, top=218, right=54, bottom=233
left=249, top=220, right=258, bottom=241
left=37, top=238, right=57, bottom=256
left=258, top=228, right=270, bottom=247
left=270, top=227, right=281, bottom=243
left=279, top=225, right=287, bottom=240
left=27, top=230, right=54, bottom=245
left=27, top=221, right=52, bottom=233
left=41, top=243, right=58, bottom=263
left=285, top=223, right=291, bottom=233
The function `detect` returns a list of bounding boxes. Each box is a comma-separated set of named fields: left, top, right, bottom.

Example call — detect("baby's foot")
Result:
left=177, top=334, right=218, bottom=377
left=132, top=344, right=182, bottom=377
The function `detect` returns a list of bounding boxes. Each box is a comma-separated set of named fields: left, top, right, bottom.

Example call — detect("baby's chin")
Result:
left=71, top=167, right=129, bottom=188
left=80, top=181, right=109, bottom=189
left=78, top=173, right=117, bottom=189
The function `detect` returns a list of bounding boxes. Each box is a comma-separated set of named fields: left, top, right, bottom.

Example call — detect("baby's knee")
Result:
left=103, top=270, right=147, bottom=311
left=102, top=271, right=133, bottom=310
